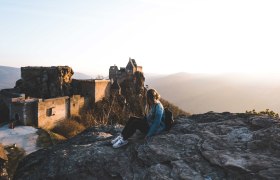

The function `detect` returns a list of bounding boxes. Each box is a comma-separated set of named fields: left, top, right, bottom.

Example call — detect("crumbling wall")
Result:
left=0, top=89, right=25, bottom=123
left=10, top=102, right=24, bottom=124
left=71, top=79, right=110, bottom=103
left=37, top=97, right=69, bottom=129
left=94, top=80, right=110, bottom=102
left=71, top=79, right=95, bottom=98
left=109, top=65, right=119, bottom=80
left=17, top=66, right=73, bottom=99
left=0, top=89, right=24, bottom=107
left=136, top=66, right=142, bottom=72
left=10, top=100, right=38, bottom=126
left=70, top=95, right=84, bottom=116
left=23, top=100, right=38, bottom=126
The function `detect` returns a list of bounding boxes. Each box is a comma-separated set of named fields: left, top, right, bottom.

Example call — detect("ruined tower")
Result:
left=16, top=66, right=74, bottom=99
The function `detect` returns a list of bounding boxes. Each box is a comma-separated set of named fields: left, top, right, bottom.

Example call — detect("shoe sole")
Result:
left=111, top=136, right=122, bottom=144
left=112, top=141, right=128, bottom=148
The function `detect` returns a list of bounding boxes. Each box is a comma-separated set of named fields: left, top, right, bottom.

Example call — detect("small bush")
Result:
left=69, top=95, right=190, bottom=129
left=73, top=111, right=98, bottom=128
left=160, top=98, right=191, bottom=118
left=51, top=119, right=86, bottom=138
left=246, top=109, right=279, bottom=119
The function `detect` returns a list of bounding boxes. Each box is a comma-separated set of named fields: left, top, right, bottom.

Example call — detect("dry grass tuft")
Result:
left=51, top=119, right=86, bottom=138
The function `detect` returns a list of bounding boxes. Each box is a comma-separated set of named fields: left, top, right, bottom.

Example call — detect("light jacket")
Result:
left=146, top=102, right=166, bottom=137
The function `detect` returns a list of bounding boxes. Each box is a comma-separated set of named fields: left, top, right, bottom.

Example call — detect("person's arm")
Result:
left=146, top=104, right=164, bottom=137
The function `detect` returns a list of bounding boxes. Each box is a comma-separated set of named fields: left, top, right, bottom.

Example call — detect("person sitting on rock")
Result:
left=111, top=88, right=166, bottom=148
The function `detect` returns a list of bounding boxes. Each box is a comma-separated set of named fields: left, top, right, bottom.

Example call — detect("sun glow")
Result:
left=0, top=0, right=279, bottom=76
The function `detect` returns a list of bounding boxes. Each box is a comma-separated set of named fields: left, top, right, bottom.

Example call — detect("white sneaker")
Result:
left=113, top=137, right=128, bottom=148
left=111, top=135, right=122, bottom=145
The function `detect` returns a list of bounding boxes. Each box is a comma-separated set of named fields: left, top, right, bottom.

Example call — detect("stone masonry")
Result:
left=16, top=66, right=74, bottom=99
left=0, top=58, right=142, bottom=130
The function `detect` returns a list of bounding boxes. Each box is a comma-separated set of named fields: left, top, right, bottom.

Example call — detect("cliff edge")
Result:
left=14, top=112, right=280, bottom=179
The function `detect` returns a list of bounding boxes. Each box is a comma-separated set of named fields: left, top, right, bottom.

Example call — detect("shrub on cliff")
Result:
left=160, top=98, right=190, bottom=118
left=74, top=95, right=190, bottom=128
left=246, top=109, right=279, bottom=119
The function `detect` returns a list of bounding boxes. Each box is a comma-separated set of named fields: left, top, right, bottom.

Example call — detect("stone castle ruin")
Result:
left=16, top=66, right=74, bottom=99
left=0, top=58, right=143, bottom=129
left=109, top=58, right=146, bottom=117
left=109, top=57, right=142, bottom=84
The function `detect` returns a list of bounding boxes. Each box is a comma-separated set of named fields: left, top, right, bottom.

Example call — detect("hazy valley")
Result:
left=146, top=72, right=280, bottom=114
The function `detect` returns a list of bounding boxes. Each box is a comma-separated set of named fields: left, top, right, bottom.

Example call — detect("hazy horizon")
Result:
left=1, top=65, right=280, bottom=114
left=3, top=65, right=280, bottom=80
left=146, top=72, right=280, bottom=114
left=1, top=0, right=280, bottom=77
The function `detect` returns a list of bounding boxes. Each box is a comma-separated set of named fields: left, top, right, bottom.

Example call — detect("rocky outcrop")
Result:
left=14, top=112, right=280, bottom=179
left=0, top=144, right=8, bottom=179
left=15, top=66, right=74, bottom=99
left=119, top=71, right=146, bottom=117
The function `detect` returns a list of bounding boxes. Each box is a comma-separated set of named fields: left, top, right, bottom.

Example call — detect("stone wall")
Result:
left=72, top=79, right=95, bottom=99
left=72, top=79, right=110, bottom=103
left=18, top=66, right=73, bottom=99
left=136, top=66, right=142, bottom=72
left=0, top=90, right=26, bottom=123
left=7, top=95, right=84, bottom=129
left=109, top=65, right=119, bottom=80
left=38, top=97, right=69, bottom=129
left=0, top=89, right=24, bottom=108
left=10, top=100, right=38, bottom=126
left=9, top=102, right=24, bottom=124
left=23, top=100, right=38, bottom=126
left=94, top=80, right=110, bottom=102
left=70, top=95, right=84, bottom=116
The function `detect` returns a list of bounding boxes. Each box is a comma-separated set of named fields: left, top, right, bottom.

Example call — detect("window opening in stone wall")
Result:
left=46, top=107, right=55, bottom=116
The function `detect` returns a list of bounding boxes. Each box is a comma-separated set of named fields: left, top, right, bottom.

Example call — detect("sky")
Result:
left=0, top=0, right=280, bottom=77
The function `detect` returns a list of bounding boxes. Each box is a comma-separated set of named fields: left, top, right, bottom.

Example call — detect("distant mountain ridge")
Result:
left=0, top=66, right=20, bottom=89
left=0, top=66, right=92, bottom=90
left=146, top=72, right=280, bottom=114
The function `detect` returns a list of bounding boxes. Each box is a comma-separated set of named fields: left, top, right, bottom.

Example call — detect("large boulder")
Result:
left=14, top=113, right=280, bottom=179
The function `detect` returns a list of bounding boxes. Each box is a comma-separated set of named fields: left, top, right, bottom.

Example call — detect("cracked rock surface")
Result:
left=14, top=112, right=280, bottom=179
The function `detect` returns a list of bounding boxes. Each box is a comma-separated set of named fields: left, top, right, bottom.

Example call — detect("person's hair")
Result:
left=147, top=88, right=161, bottom=103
